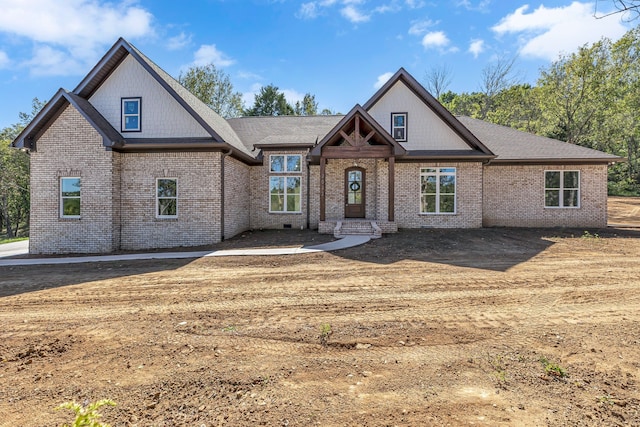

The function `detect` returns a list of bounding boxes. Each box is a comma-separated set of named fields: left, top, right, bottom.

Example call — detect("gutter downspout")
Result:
left=220, top=149, right=233, bottom=241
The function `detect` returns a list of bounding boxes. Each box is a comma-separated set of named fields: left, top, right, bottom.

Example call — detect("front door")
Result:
left=345, top=167, right=365, bottom=218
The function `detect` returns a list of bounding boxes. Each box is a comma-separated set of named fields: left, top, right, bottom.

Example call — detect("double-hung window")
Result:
left=60, top=177, right=81, bottom=218
left=420, top=167, right=456, bottom=214
left=545, top=171, right=580, bottom=208
left=157, top=178, right=178, bottom=218
left=391, top=113, right=407, bottom=142
left=269, top=154, right=302, bottom=213
left=122, top=97, right=141, bottom=132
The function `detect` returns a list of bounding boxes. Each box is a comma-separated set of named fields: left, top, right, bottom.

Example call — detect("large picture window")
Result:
left=270, top=154, right=301, bottom=173
left=157, top=178, right=178, bottom=218
left=269, top=176, right=301, bottom=213
left=545, top=171, right=580, bottom=208
left=121, top=97, right=141, bottom=132
left=420, top=167, right=456, bottom=214
left=60, top=177, right=81, bottom=218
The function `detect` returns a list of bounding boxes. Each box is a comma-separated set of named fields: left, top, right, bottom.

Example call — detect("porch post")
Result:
left=320, top=157, right=326, bottom=222
left=388, top=156, right=395, bottom=222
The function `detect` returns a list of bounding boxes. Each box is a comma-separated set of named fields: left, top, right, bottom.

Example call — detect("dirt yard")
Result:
left=1, top=199, right=640, bottom=426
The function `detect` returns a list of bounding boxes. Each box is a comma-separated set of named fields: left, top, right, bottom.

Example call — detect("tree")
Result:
left=486, top=84, right=542, bottom=134
left=478, top=57, right=519, bottom=119
left=178, top=64, right=244, bottom=118
left=594, top=0, right=640, bottom=21
left=424, top=64, right=453, bottom=99
left=244, top=85, right=295, bottom=116
left=536, top=40, right=610, bottom=147
left=294, top=93, right=318, bottom=116
left=0, top=98, right=43, bottom=237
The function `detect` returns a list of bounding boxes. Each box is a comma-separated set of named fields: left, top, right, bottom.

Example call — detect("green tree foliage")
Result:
left=178, top=63, right=244, bottom=118
left=244, top=84, right=295, bottom=116
left=294, top=93, right=319, bottom=116
left=440, top=26, right=640, bottom=195
left=0, top=98, right=44, bottom=237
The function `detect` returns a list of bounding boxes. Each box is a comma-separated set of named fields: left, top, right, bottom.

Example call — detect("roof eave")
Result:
left=489, top=157, right=625, bottom=165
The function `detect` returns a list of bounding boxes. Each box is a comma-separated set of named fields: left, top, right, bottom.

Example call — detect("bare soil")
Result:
left=1, top=199, right=640, bottom=426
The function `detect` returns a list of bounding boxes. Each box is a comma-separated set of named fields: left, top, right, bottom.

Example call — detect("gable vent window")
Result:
left=122, top=97, right=141, bottom=132
left=391, top=113, right=407, bottom=142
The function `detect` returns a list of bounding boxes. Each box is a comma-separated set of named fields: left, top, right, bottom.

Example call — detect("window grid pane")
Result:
left=270, top=176, right=301, bottom=212
left=545, top=171, right=579, bottom=208
left=157, top=178, right=177, bottom=217
left=420, top=168, right=456, bottom=214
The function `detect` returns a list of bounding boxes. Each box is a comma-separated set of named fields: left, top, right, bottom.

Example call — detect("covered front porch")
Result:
left=309, top=105, right=405, bottom=237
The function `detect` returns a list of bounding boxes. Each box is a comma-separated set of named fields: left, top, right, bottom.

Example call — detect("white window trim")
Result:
left=391, top=112, right=407, bottom=142
left=60, top=177, right=81, bottom=219
left=420, top=167, right=457, bottom=215
left=269, top=154, right=302, bottom=173
left=156, top=178, right=178, bottom=219
left=269, top=175, right=302, bottom=213
left=121, top=97, right=141, bottom=132
left=544, top=170, right=581, bottom=209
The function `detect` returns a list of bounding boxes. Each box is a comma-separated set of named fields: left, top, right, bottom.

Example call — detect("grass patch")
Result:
left=0, top=236, right=28, bottom=245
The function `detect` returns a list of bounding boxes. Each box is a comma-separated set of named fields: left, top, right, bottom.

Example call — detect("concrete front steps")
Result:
left=319, top=220, right=397, bottom=239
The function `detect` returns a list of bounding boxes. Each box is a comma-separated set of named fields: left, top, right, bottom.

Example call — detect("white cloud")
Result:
left=282, top=88, right=305, bottom=106
left=0, top=0, right=154, bottom=75
left=23, top=45, right=83, bottom=76
left=242, top=82, right=262, bottom=108
left=408, top=19, right=435, bottom=36
left=192, top=44, right=235, bottom=67
left=167, top=32, right=191, bottom=51
left=421, top=31, right=450, bottom=49
left=468, top=39, right=485, bottom=58
left=297, top=2, right=319, bottom=19
left=492, top=2, right=629, bottom=61
left=341, top=5, right=370, bottom=23
left=457, top=0, right=491, bottom=12
left=374, top=72, right=394, bottom=89
left=405, top=0, right=426, bottom=9
left=0, top=50, right=9, bottom=68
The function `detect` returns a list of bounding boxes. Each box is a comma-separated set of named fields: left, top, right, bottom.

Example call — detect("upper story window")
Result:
left=122, top=97, right=141, bottom=132
left=391, top=113, right=407, bottom=142
left=545, top=171, right=580, bottom=208
left=270, top=154, right=301, bottom=173
left=60, top=177, right=81, bottom=218
left=420, top=167, right=456, bottom=214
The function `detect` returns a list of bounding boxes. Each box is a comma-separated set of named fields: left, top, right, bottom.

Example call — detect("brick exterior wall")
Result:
left=482, top=164, right=608, bottom=227
left=394, top=162, right=483, bottom=228
left=320, top=158, right=389, bottom=221
left=250, top=150, right=309, bottom=230
left=29, top=104, right=119, bottom=254
left=223, top=156, right=250, bottom=239
left=119, top=152, right=223, bottom=250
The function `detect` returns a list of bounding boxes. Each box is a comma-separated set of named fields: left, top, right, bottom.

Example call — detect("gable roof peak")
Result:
left=363, top=67, right=493, bottom=156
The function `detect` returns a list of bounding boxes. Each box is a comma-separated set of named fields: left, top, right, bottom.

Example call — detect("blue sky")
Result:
left=0, top=0, right=634, bottom=129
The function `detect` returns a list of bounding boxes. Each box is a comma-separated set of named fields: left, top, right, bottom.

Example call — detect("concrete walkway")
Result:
left=0, top=235, right=371, bottom=267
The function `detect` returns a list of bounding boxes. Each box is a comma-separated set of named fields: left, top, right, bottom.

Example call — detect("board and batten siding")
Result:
left=89, top=55, right=209, bottom=139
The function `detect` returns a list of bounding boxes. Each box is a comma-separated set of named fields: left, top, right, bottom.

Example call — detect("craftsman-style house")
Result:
left=12, top=38, right=621, bottom=254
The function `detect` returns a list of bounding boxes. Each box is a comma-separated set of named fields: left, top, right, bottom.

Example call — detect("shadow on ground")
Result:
left=330, top=226, right=640, bottom=271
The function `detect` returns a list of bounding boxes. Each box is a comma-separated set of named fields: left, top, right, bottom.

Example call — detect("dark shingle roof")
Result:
left=12, top=89, right=122, bottom=150
left=458, top=116, right=622, bottom=163
left=227, top=115, right=342, bottom=153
